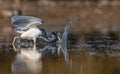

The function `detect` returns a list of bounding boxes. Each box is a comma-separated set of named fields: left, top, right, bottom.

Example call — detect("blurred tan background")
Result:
left=0, top=0, right=120, bottom=42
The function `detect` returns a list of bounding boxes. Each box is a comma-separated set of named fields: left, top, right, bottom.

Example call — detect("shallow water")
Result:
left=0, top=32, right=120, bottom=74
left=1, top=51, right=120, bottom=74
left=0, top=1, right=120, bottom=74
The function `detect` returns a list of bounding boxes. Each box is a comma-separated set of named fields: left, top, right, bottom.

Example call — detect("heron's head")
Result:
left=51, top=32, right=62, bottom=42
left=52, top=32, right=61, bottom=37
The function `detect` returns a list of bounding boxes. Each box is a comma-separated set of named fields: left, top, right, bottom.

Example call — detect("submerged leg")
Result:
left=12, top=36, right=20, bottom=51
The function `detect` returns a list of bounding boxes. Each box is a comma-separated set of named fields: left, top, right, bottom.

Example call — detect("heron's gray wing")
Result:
left=11, top=16, right=44, bottom=29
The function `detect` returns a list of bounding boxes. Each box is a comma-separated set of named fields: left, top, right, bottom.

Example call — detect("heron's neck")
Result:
left=39, top=31, right=58, bottom=43
left=42, top=35, right=58, bottom=43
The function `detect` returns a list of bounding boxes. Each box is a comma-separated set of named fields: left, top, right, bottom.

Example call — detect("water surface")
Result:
left=0, top=32, right=120, bottom=74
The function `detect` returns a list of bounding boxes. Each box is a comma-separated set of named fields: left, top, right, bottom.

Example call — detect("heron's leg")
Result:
left=17, top=38, right=21, bottom=49
left=12, top=36, right=20, bottom=44
left=12, top=36, right=20, bottom=51
left=33, top=41, right=36, bottom=51
left=33, top=38, right=36, bottom=51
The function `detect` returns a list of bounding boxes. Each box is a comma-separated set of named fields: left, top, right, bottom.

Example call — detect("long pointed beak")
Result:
left=57, top=36, right=62, bottom=43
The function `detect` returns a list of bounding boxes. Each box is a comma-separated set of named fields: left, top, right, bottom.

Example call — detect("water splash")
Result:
left=60, top=18, right=78, bottom=62
left=61, top=25, right=69, bottom=62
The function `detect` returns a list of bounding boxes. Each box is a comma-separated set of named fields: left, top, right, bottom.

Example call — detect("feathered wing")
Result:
left=11, top=15, right=44, bottom=30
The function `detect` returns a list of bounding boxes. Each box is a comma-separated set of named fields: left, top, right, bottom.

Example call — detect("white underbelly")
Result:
left=21, top=28, right=41, bottom=39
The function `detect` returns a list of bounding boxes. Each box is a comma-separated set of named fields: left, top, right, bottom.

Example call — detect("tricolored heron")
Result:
left=11, top=15, right=61, bottom=51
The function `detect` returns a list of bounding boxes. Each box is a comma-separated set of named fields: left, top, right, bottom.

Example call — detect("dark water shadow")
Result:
left=67, top=31, right=120, bottom=57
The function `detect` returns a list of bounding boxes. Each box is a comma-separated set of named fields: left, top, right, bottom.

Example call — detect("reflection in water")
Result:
left=11, top=43, right=68, bottom=74
left=12, top=55, right=42, bottom=74
left=61, top=26, right=69, bottom=62
left=11, top=46, right=42, bottom=74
